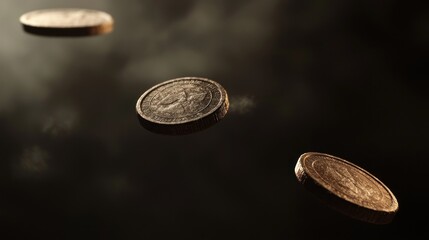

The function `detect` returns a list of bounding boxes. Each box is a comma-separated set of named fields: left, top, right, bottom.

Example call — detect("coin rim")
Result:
left=19, top=8, right=114, bottom=36
left=295, top=152, right=399, bottom=224
left=136, top=77, right=229, bottom=135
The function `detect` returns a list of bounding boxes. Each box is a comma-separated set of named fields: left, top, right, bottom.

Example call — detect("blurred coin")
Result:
left=294, top=152, right=399, bottom=224
left=136, top=77, right=229, bottom=135
left=19, top=8, right=113, bottom=37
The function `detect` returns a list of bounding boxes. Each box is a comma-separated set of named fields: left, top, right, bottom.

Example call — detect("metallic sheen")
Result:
left=19, top=8, right=114, bottom=37
left=136, top=77, right=229, bottom=135
left=295, top=152, right=399, bottom=224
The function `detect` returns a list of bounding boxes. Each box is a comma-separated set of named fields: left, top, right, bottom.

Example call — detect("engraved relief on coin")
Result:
left=20, top=8, right=114, bottom=36
left=143, top=81, right=215, bottom=122
left=308, top=155, right=395, bottom=210
left=295, top=152, right=399, bottom=224
left=136, top=77, right=229, bottom=135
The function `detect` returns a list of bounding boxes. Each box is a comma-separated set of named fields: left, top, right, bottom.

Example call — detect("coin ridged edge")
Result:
left=136, top=77, right=229, bottom=135
left=294, top=152, right=399, bottom=224
left=21, top=23, right=113, bottom=37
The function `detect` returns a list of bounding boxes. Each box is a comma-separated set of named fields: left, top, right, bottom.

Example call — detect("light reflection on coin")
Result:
left=136, top=77, right=229, bottom=135
left=19, top=8, right=114, bottom=37
left=294, top=152, right=399, bottom=224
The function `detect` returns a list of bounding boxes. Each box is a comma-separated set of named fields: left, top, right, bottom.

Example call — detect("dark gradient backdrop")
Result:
left=1, top=0, right=428, bottom=239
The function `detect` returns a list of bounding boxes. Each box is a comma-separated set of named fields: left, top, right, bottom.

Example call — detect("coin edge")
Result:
left=136, top=77, right=229, bottom=135
left=294, top=152, right=399, bottom=224
left=19, top=8, right=114, bottom=37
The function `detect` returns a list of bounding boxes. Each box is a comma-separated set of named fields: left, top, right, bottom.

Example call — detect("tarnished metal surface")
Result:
left=136, top=77, right=229, bottom=135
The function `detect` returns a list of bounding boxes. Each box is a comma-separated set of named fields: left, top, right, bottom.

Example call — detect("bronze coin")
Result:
left=136, top=77, right=229, bottom=135
left=295, top=152, right=399, bottom=224
left=19, top=8, right=114, bottom=37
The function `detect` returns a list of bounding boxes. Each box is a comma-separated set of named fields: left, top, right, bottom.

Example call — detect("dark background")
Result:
left=1, top=0, right=428, bottom=239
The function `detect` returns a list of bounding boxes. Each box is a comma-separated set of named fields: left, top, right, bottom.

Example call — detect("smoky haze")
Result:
left=1, top=0, right=279, bottom=111
left=0, top=0, right=428, bottom=239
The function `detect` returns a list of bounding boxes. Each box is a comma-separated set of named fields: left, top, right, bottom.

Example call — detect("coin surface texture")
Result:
left=20, top=8, right=114, bottom=37
left=136, top=77, right=229, bottom=135
left=294, top=152, right=398, bottom=224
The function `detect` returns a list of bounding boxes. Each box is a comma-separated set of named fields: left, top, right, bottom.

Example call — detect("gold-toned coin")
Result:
left=136, top=77, right=229, bottom=135
left=19, top=8, right=114, bottom=37
left=294, top=152, right=399, bottom=224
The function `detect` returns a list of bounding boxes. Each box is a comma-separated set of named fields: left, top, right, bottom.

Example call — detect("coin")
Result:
left=136, top=77, right=229, bottom=135
left=294, top=152, right=399, bottom=224
left=19, top=8, right=114, bottom=37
